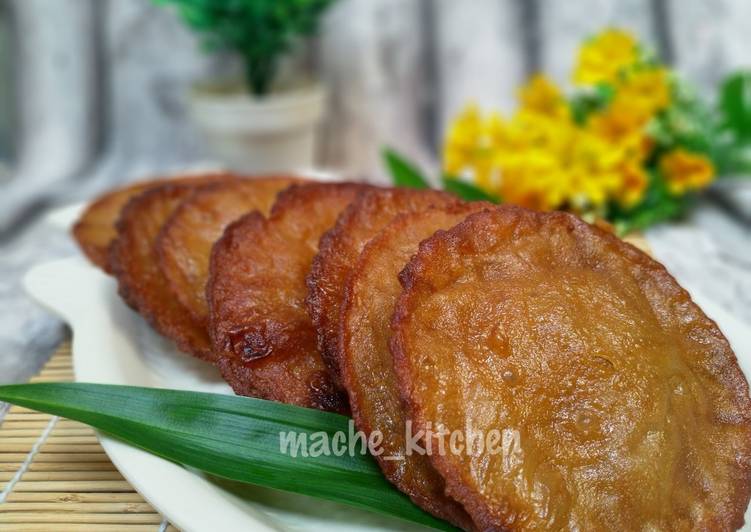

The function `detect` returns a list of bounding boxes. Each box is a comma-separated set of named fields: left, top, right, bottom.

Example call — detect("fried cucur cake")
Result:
left=73, top=180, right=167, bottom=272
left=391, top=206, right=751, bottom=530
left=340, top=203, right=492, bottom=529
left=207, top=182, right=369, bottom=413
left=109, top=177, right=230, bottom=360
left=157, top=177, right=301, bottom=326
left=72, top=173, right=233, bottom=273
left=307, top=187, right=457, bottom=388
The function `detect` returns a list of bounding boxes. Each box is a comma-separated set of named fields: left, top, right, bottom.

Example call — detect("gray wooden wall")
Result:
left=2, top=0, right=751, bottom=211
left=1, top=0, right=750, bottom=385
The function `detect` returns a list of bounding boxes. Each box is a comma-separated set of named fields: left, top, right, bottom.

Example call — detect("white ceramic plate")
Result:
left=23, top=206, right=751, bottom=531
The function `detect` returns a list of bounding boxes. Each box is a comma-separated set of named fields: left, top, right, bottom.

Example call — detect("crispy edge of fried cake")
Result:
left=156, top=176, right=303, bottom=326
left=72, top=173, right=235, bottom=273
left=109, top=177, right=231, bottom=360
left=73, top=180, right=160, bottom=272
left=340, top=203, right=494, bottom=530
left=306, top=187, right=457, bottom=389
left=207, top=182, right=372, bottom=413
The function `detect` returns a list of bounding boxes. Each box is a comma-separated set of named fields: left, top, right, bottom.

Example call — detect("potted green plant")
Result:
left=157, top=0, right=336, bottom=172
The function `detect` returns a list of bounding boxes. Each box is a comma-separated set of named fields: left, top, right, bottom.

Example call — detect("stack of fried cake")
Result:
left=73, top=173, right=751, bottom=531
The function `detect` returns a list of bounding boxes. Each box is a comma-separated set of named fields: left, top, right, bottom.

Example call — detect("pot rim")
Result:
left=189, top=80, right=326, bottom=112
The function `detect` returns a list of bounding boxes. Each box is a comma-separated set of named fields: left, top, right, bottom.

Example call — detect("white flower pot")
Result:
left=188, top=82, right=326, bottom=173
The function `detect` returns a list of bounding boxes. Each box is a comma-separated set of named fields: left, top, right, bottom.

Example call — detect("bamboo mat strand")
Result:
left=0, top=402, right=10, bottom=426
left=0, top=416, right=58, bottom=502
left=0, top=341, right=179, bottom=531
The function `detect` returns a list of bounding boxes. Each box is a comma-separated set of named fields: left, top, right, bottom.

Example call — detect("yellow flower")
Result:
left=440, top=29, right=678, bottom=216
left=588, top=99, right=646, bottom=142
left=444, top=104, right=482, bottom=159
left=442, top=104, right=506, bottom=192
left=588, top=68, right=670, bottom=143
left=518, top=75, right=568, bottom=119
left=485, top=111, right=506, bottom=146
left=499, top=150, right=567, bottom=211
left=443, top=104, right=483, bottom=173
left=574, top=29, right=638, bottom=86
left=617, top=67, right=671, bottom=117
left=566, top=130, right=624, bottom=208
left=617, top=161, right=649, bottom=207
left=660, top=149, right=715, bottom=195
left=494, top=108, right=580, bottom=210
left=442, top=89, right=660, bottom=213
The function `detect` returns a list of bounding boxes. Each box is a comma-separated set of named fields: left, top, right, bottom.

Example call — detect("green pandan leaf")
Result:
left=441, top=175, right=501, bottom=203
left=720, top=71, right=751, bottom=141
left=383, top=148, right=430, bottom=189
left=0, top=382, right=455, bottom=531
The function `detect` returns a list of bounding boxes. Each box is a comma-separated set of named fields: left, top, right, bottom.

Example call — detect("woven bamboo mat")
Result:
left=0, top=341, right=179, bottom=531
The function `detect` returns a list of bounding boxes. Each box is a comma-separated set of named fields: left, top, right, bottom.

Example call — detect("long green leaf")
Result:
left=383, top=148, right=430, bottom=189
left=0, top=383, right=454, bottom=531
left=441, top=175, right=501, bottom=203
left=720, top=71, right=751, bottom=141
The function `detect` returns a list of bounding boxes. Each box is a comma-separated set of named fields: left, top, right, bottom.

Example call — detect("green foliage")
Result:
left=712, top=71, right=751, bottom=175
left=382, top=147, right=430, bottom=189
left=569, top=82, right=614, bottom=125
left=389, top=71, right=751, bottom=234
left=720, top=71, right=751, bottom=141
left=0, top=382, right=455, bottom=531
left=383, top=148, right=502, bottom=203
left=609, top=169, right=689, bottom=235
left=713, top=142, right=751, bottom=176
left=650, top=81, right=715, bottom=155
left=604, top=73, right=750, bottom=232
left=155, top=0, right=336, bottom=96
left=441, top=175, right=501, bottom=203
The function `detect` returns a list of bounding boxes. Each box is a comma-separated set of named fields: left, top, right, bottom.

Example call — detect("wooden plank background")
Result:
left=4, top=0, right=750, bottom=198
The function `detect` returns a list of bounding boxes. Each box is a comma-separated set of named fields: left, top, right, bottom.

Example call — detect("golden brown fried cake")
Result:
left=307, top=187, right=457, bottom=388
left=110, top=177, right=230, bottom=360
left=157, top=177, right=301, bottom=326
left=392, top=207, right=751, bottom=531
left=72, top=173, right=233, bottom=272
left=73, top=181, right=160, bottom=272
left=208, top=182, right=370, bottom=413
left=340, top=203, right=492, bottom=529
